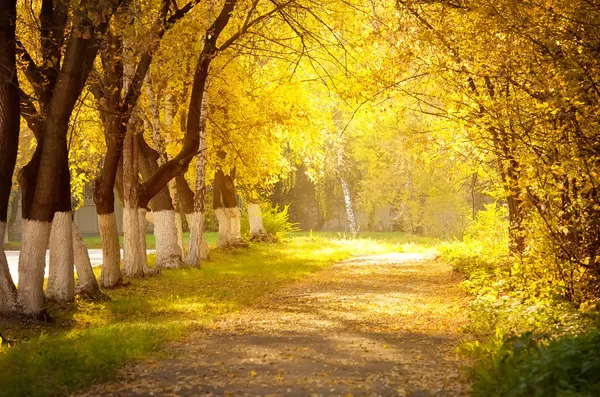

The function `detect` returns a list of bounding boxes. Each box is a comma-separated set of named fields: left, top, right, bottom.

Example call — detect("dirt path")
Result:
left=78, top=253, right=471, bottom=396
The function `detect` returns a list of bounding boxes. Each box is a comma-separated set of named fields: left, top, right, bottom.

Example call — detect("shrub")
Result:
left=466, top=330, right=600, bottom=397
left=241, top=202, right=300, bottom=239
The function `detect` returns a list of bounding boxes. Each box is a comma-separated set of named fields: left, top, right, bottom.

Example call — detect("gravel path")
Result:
left=77, top=252, right=471, bottom=397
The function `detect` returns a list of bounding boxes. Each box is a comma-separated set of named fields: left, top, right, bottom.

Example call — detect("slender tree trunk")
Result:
left=162, top=92, right=185, bottom=256
left=177, top=174, right=195, bottom=230
left=7, top=189, right=18, bottom=241
left=0, top=0, right=19, bottom=313
left=337, top=148, right=357, bottom=237
left=94, top=30, right=125, bottom=288
left=186, top=82, right=209, bottom=266
left=339, top=175, right=357, bottom=237
left=136, top=0, right=237, bottom=211
left=71, top=222, right=100, bottom=296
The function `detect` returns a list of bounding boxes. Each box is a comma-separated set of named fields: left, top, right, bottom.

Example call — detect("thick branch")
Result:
left=139, top=0, right=237, bottom=207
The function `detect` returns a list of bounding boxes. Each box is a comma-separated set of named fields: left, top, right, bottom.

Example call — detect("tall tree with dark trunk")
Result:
left=0, top=0, right=20, bottom=313
left=16, top=0, right=123, bottom=315
left=91, top=0, right=200, bottom=286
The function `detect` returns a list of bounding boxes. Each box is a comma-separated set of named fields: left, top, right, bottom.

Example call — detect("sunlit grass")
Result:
left=0, top=232, right=437, bottom=397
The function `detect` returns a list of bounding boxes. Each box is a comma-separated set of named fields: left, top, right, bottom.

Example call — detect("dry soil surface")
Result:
left=77, top=252, right=471, bottom=397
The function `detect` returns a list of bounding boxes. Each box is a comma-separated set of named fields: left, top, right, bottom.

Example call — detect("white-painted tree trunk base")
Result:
left=0, top=221, right=17, bottom=313
left=186, top=211, right=209, bottom=267
left=215, top=208, right=231, bottom=248
left=153, top=210, right=182, bottom=268
left=123, top=207, right=145, bottom=277
left=98, top=213, right=122, bottom=288
left=138, top=208, right=152, bottom=274
left=175, top=212, right=185, bottom=257
left=72, top=222, right=100, bottom=295
left=185, top=213, right=194, bottom=234
left=47, top=212, right=75, bottom=302
left=167, top=180, right=185, bottom=257
left=228, top=207, right=243, bottom=244
left=248, top=203, right=267, bottom=237
left=18, top=219, right=52, bottom=314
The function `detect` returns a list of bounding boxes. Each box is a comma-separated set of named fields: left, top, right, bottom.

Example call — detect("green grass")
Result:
left=0, top=232, right=436, bottom=397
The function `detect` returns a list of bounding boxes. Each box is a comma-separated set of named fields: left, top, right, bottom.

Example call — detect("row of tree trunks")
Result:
left=15, top=0, right=119, bottom=316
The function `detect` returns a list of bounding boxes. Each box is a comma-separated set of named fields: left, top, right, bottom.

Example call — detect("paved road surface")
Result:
left=6, top=249, right=155, bottom=284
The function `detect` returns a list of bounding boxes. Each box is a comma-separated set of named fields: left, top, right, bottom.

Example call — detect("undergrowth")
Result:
left=441, top=204, right=600, bottom=396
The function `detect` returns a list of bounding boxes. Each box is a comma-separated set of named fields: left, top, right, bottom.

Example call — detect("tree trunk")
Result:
left=98, top=212, right=122, bottom=287
left=213, top=169, right=244, bottom=248
left=137, top=134, right=181, bottom=269
left=122, top=123, right=147, bottom=277
left=248, top=201, right=267, bottom=238
left=177, top=174, right=195, bottom=230
left=7, top=189, right=18, bottom=241
left=93, top=29, right=125, bottom=288
left=186, top=82, right=209, bottom=266
left=339, top=175, right=357, bottom=237
left=72, top=222, right=100, bottom=296
left=215, top=207, right=231, bottom=248
left=0, top=0, right=20, bottom=313
left=46, top=211, right=74, bottom=302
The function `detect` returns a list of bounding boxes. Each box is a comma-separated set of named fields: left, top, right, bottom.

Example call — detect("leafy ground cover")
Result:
left=0, top=232, right=434, bottom=397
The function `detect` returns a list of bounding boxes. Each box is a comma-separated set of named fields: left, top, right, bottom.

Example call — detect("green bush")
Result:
left=241, top=202, right=300, bottom=239
left=466, top=330, right=600, bottom=397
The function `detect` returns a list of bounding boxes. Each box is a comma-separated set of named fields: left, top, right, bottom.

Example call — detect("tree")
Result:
left=0, top=0, right=20, bottom=313
left=16, top=0, right=123, bottom=315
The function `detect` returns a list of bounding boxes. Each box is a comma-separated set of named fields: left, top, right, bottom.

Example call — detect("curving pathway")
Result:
left=78, top=252, right=471, bottom=396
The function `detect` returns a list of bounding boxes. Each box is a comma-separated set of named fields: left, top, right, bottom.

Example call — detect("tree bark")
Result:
left=47, top=211, right=74, bottom=302
left=17, top=0, right=120, bottom=316
left=72, top=223, right=100, bottom=296
left=213, top=169, right=244, bottom=248
left=177, top=174, right=195, bottom=229
left=122, top=120, right=148, bottom=277
left=7, top=189, right=18, bottom=241
left=137, top=130, right=182, bottom=269
left=0, top=0, right=20, bottom=313
left=186, top=81, right=209, bottom=266
left=248, top=200, right=267, bottom=238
